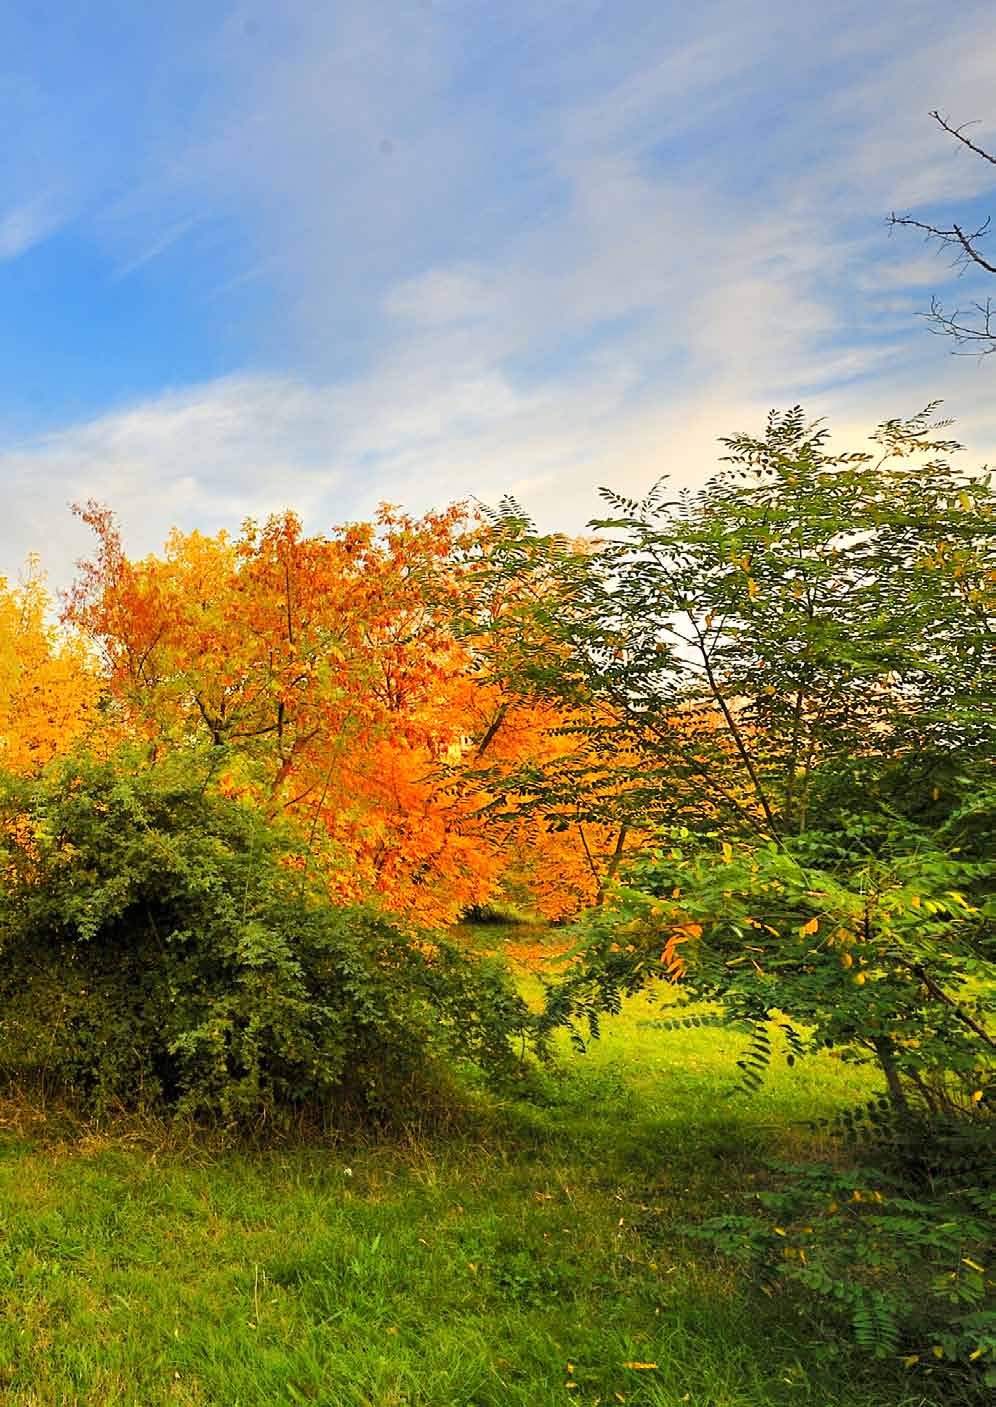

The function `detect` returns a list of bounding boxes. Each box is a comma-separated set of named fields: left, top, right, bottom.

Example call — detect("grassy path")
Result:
left=0, top=936, right=952, bottom=1406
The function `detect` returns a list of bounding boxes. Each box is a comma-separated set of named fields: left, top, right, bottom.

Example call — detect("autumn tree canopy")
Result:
left=52, top=501, right=627, bottom=925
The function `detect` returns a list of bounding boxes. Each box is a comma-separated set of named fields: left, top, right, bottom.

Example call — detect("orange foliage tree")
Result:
left=0, top=487, right=651, bottom=931
left=63, top=502, right=507, bottom=925
left=61, top=500, right=642, bottom=927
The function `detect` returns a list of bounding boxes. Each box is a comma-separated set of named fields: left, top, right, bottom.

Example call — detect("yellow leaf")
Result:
left=721, top=841, right=733, bottom=863
left=773, top=1226, right=787, bottom=1236
left=909, top=894, right=921, bottom=909
left=971, top=1089, right=983, bottom=1103
left=853, top=972, right=866, bottom=986
left=962, top=1257, right=986, bottom=1273
left=747, top=577, right=758, bottom=599
left=798, top=917, right=819, bottom=937
left=902, top=1355, right=919, bottom=1368
left=932, top=1346, right=945, bottom=1360
left=621, top=1363, right=658, bottom=1371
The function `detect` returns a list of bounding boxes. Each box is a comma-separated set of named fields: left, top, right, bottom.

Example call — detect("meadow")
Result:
left=0, top=928, right=955, bottom=1407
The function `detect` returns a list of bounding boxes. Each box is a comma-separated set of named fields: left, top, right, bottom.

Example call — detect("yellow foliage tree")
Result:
left=0, top=563, right=102, bottom=774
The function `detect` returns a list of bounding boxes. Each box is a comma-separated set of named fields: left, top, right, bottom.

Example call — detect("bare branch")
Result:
left=888, top=212, right=996, bottom=275
left=929, top=108, right=996, bottom=168
left=888, top=111, right=996, bottom=354
left=922, top=296, right=996, bottom=354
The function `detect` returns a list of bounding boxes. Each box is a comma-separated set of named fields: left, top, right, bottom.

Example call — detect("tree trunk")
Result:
left=871, top=1035, right=915, bottom=1132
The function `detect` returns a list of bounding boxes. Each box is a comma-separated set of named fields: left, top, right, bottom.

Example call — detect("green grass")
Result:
left=0, top=930, right=964, bottom=1406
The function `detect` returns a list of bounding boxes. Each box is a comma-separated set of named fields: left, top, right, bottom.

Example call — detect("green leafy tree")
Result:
left=478, top=402, right=990, bottom=1378
left=483, top=406, right=994, bottom=1112
left=483, top=405, right=995, bottom=1381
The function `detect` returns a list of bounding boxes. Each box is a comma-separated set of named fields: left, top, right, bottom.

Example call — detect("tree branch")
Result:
left=888, top=213, right=996, bottom=276
left=922, top=295, right=996, bottom=353
left=929, top=108, right=996, bottom=167
left=888, top=110, right=996, bottom=352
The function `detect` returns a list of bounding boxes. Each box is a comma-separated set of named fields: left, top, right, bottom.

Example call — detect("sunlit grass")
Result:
left=0, top=929, right=962, bottom=1406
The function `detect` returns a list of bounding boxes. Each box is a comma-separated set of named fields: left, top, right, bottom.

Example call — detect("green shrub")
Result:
left=685, top=1127, right=996, bottom=1389
left=0, top=750, right=536, bottom=1125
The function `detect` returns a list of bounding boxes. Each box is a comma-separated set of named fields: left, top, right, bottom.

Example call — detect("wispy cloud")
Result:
left=3, top=0, right=996, bottom=589
left=111, top=216, right=201, bottom=280
left=0, top=195, right=66, bottom=261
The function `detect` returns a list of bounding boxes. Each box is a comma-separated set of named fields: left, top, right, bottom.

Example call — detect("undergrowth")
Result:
left=0, top=932, right=980, bottom=1406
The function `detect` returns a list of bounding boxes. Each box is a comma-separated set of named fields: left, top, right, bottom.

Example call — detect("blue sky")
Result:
left=3, top=0, right=996, bottom=587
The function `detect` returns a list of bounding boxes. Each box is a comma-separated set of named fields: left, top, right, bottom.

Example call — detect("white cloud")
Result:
left=4, top=316, right=992, bottom=598
left=5, top=0, right=996, bottom=592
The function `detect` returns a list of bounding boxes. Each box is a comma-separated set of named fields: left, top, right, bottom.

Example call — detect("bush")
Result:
left=0, top=750, right=536, bottom=1125
left=685, top=1126, right=996, bottom=1389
